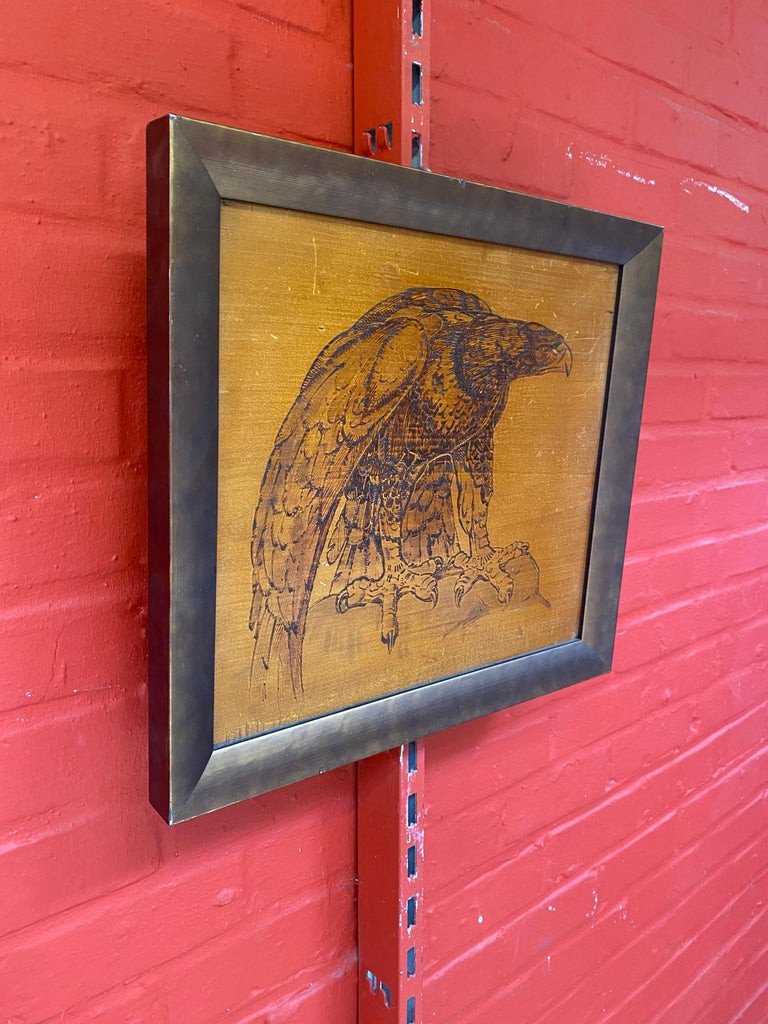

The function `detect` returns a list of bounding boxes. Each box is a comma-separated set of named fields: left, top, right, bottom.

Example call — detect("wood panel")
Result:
left=213, top=201, right=618, bottom=744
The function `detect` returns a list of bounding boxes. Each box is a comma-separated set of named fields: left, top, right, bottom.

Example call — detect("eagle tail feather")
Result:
left=250, top=611, right=306, bottom=701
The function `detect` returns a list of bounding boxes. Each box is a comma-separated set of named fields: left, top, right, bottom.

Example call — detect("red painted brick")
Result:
left=718, top=613, right=768, bottom=678
left=566, top=144, right=670, bottom=223
left=687, top=41, right=767, bottom=125
left=627, top=478, right=768, bottom=552
left=239, top=781, right=355, bottom=896
left=525, top=779, right=768, bottom=1024
left=428, top=632, right=762, bottom=837
left=620, top=540, right=709, bottom=615
left=233, top=0, right=344, bottom=36
left=544, top=676, right=644, bottom=763
left=60, top=965, right=356, bottom=1024
left=0, top=75, right=164, bottom=232
left=425, top=780, right=768, bottom=1023
left=433, top=2, right=517, bottom=97
left=634, top=89, right=720, bottom=170
left=536, top=847, right=768, bottom=1024
left=533, top=55, right=633, bottom=141
left=56, top=985, right=173, bottom=1024
left=661, top=237, right=767, bottom=308
left=436, top=7, right=632, bottom=142
left=0, top=854, right=248, bottom=1020
left=718, top=124, right=768, bottom=192
left=0, top=802, right=160, bottom=934
left=2, top=0, right=233, bottom=112
left=500, top=112, right=577, bottom=200
left=430, top=80, right=529, bottom=191
left=634, top=426, right=732, bottom=486
left=0, top=691, right=145, bottom=827
left=731, top=423, right=768, bottom=470
left=0, top=588, right=144, bottom=713
left=477, top=0, right=597, bottom=43
left=2, top=212, right=144, bottom=349
left=425, top=878, right=600, bottom=1021
left=99, top=90, right=194, bottom=233
left=428, top=716, right=768, bottom=978
left=676, top=173, right=766, bottom=251
left=632, top=0, right=731, bottom=42
left=614, top=574, right=767, bottom=673
left=654, top=304, right=768, bottom=364
left=0, top=70, right=107, bottom=219
left=162, top=884, right=355, bottom=1024
left=706, top=369, right=768, bottom=419
left=0, top=366, right=122, bottom=463
left=641, top=367, right=707, bottom=424
left=234, top=969, right=357, bottom=1024
left=0, top=795, right=354, bottom=1020
left=705, top=936, right=768, bottom=1024
left=731, top=0, right=768, bottom=65
left=100, top=39, right=353, bottom=234
left=739, top=988, right=768, bottom=1024
left=656, top=900, right=768, bottom=1024
left=596, top=749, right=768, bottom=912
left=1, top=473, right=143, bottom=591
left=485, top=1, right=693, bottom=96
left=696, top=479, right=768, bottom=534
left=599, top=842, right=768, bottom=1023
left=429, top=666, right=767, bottom=900
left=228, top=7, right=352, bottom=146
left=620, top=525, right=768, bottom=615
left=586, top=5, right=691, bottom=91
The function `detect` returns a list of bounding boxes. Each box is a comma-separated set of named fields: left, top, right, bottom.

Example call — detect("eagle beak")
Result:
left=562, top=345, right=572, bottom=377
left=549, top=339, right=572, bottom=377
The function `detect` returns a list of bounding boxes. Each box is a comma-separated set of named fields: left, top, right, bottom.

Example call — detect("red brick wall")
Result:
left=1, top=1, right=766, bottom=1021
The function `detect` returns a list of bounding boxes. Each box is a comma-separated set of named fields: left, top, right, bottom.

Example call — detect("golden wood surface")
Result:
left=213, top=201, right=618, bottom=744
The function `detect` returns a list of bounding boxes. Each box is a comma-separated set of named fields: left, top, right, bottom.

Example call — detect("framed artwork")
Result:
left=147, top=115, right=662, bottom=823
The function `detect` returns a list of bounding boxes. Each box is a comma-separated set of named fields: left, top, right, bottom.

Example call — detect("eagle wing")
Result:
left=300, top=286, right=491, bottom=395
left=250, top=305, right=439, bottom=695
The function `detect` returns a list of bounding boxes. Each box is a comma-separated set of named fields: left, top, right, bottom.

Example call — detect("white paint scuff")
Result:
left=681, top=177, right=750, bottom=213
left=565, top=144, right=656, bottom=186
left=588, top=889, right=600, bottom=928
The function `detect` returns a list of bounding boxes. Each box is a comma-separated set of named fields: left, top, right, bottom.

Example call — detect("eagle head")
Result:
left=455, top=312, right=573, bottom=397
left=510, top=321, right=572, bottom=379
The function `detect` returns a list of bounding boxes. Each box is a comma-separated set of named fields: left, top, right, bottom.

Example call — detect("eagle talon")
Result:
left=448, top=544, right=528, bottom=606
left=335, top=559, right=439, bottom=645
left=498, top=541, right=529, bottom=566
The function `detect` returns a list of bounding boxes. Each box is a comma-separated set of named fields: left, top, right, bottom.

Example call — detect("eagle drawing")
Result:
left=249, top=287, right=572, bottom=697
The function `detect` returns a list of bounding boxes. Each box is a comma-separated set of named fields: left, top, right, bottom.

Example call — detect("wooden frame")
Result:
left=147, top=114, right=662, bottom=824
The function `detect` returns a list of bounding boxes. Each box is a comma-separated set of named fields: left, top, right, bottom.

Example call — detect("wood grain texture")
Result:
left=214, top=201, right=618, bottom=744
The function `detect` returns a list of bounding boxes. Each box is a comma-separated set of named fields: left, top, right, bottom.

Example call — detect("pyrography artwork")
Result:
left=213, top=201, right=618, bottom=745
left=248, top=287, right=572, bottom=698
